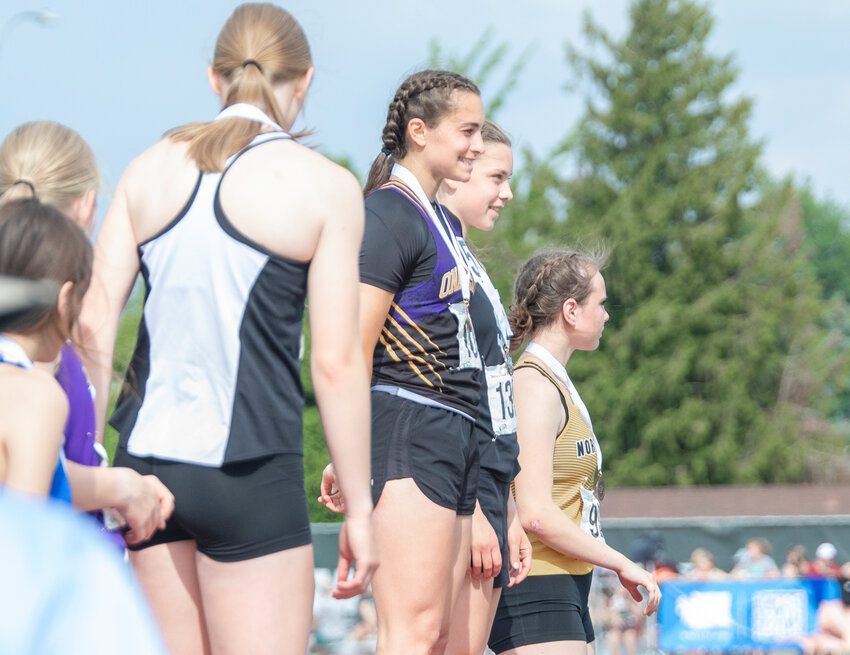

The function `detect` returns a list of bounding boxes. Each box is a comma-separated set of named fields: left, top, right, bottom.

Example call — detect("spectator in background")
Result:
left=731, top=538, right=780, bottom=579
left=684, top=548, right=727, bottom=581
left=812, top=543, right=841, bottom=578
left=801, top=562, right=850, bottom=655
left=782, top=545, right=813, bottom=579
left=601, top=586, right=645, bottom=655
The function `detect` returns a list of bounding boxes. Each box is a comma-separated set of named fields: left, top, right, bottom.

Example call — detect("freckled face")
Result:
left=451, top=142, right=513, bottom=233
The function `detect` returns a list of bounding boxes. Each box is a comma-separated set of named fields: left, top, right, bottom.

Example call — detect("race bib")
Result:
left=580, top=485, right=605, bottom=542
left=448, top=301, right=481, bottom=370
left=485, top=363, right=516, bottom=436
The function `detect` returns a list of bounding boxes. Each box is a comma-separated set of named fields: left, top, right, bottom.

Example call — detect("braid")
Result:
left=508, top=249, right=609, bottom=352
left=365, top=70, right=480, bottom=196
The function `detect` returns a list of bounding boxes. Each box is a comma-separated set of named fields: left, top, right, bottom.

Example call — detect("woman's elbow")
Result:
left=520, top=512, right=548, bottom=538
left=310, top=347, right=365, bottom=389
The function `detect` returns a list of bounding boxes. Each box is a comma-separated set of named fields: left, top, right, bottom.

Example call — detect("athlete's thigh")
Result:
left=372, top=478, right=460, bottom=623
left=503, top=640, right=592, bottom=655
left=129, top=540, right=209, bottom=655
left=197, top=544, right=315, bottom=655
left=445, top=568, right=500, bottom=655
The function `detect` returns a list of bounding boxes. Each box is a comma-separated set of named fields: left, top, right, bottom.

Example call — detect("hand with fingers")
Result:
left=617, top=561, right=662, bottom=616
left=334, top=513, right=378, bottom=599
left=469, top=504, right=501, bottom=580
left=115, top=471, right=175, bottom=546
left=506, top=511, right=532, bottom=587
left=317, top=462, right=346, bottom=514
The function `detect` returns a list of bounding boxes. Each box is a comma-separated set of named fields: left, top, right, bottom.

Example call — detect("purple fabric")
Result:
left=57, top=344, right=125, bottom=550
left=56, top=345, right=99, bottom=467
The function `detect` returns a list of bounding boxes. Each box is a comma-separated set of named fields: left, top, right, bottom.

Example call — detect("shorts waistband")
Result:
left=371, top=385, right=474, bottom=422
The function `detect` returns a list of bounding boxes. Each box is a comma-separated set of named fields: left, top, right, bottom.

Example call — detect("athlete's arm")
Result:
left=307, top=167, right=376, bottom=599
left=359, top=284, right=394, bottom=378
left=64, top=463, right=174, bottom=545
left=506, top=493, right=532, bottom=587
left=469, top=500, right=501, bottom=580
left=76, top=163, right=141, bottom=442
left=512, top=366, right=660, bottom=614
left=2, top=372, right=67, bottom=496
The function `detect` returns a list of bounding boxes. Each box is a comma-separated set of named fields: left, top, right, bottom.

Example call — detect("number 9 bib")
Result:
left=580, top=485, right=605, bottom=542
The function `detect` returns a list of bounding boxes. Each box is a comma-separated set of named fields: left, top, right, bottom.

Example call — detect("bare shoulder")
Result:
left=0, top=368, right=68, bottom=433
left=118, top=136, right=200, bottom=241
left=514, top=361, right=565, bottom=432
left=514, top=362, right=561, bottom=407
left=248, top=139, right=363, bottom=223
left=122, top=135, right=193, bottom=182
left=265, top=139, right=360, bottom=198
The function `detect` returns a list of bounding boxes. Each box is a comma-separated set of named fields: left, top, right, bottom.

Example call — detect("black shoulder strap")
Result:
left=221, top=132, right=293, bottom=178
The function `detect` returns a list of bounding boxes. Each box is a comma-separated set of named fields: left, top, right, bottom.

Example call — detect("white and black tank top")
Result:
left=111, top=114, right=309, bottom=467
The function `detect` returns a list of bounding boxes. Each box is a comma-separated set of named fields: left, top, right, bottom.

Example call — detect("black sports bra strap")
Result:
left=515, top=359, right=570, bottom=430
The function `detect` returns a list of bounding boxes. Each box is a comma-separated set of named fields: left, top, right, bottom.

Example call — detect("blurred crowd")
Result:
left=308, top=539, right=849, bottom=655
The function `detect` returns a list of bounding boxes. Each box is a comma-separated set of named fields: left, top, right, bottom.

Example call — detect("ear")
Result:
left=442, top=179, right=460, bottom=193
left=56, top=280, right=75, bottom=337
left=294, top=66, right=314, bottom=101
left=562, top=298, right=579, bottom=328
left=208, top=65, right=224, bottom=96
left=70, top=190, right=97, bottom=237
left=407, top=117, right=428, bottom=149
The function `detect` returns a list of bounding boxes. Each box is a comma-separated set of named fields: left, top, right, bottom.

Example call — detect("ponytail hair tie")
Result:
left=13, top=179, right=36, bottom=194
left=381, top=147, right=393, bottom=158
left=242, top=59, right=262, bottom=73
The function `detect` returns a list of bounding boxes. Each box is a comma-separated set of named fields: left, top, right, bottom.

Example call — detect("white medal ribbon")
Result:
left=454, top=237, right=512, bottom=349
left=215, top=102, right=284, bottom=132
left=0, top=335, right=33, bottom=369
left=391, top=163, right=471, bottom=302
left=524, top=341, right=602, bottom=472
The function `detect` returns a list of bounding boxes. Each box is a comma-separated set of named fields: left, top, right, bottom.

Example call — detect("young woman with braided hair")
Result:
left=322, top=69, right=486, bottom=654
left=488, top=251, right=660, bottom=655
left=78, top=4, right=376, bottom=653
left=436, top=120, right=533, bottom=655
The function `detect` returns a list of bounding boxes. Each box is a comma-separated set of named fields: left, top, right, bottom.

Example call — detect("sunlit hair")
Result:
left=0, top=199, right=92, bottom=336
left=0, top=121, right=99, bottom=212
left=171, top=2, right=312, bottom=172
left=364, top=69, right=480, bottom=196
left=509, top=248, right=608, bottom=352
left=481, top=120, right=511, bottom=147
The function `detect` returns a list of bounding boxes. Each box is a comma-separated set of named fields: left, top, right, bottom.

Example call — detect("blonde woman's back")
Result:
left=113, top=133, right=360, bottom=263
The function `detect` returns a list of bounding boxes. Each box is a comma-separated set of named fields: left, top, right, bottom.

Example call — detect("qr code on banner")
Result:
left=751, top=589, right=808, bottom=641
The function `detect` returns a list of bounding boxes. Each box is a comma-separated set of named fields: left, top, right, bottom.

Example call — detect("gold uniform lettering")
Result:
left=439, top=267, right=460, bottom=299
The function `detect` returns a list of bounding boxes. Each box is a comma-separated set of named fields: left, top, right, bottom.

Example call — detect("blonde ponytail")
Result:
left=171, top=3, right=312, bottom=172
left=0, top=121, right=99, bottom=211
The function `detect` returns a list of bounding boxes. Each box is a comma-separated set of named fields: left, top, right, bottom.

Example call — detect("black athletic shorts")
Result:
left=370, top=390, right=478, bottom=515
left=489, top=572, right=595, bottom=653
left=114, top=447, right=312, bottom=562
left=477, top=465, right=510, bottom=588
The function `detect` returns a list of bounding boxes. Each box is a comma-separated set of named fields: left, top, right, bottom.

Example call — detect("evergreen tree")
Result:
left=551, top=0, right=844, bottom=484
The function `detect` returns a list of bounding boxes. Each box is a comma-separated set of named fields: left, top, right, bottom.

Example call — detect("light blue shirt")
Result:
left=0, top=490, right=167, bottom=655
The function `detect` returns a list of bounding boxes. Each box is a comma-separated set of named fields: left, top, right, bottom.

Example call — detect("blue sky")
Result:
left=1, top=1, right=848, bottom=213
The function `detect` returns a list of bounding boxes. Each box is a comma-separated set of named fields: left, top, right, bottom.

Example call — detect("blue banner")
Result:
left=658, top=578, right=840, bottom=652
